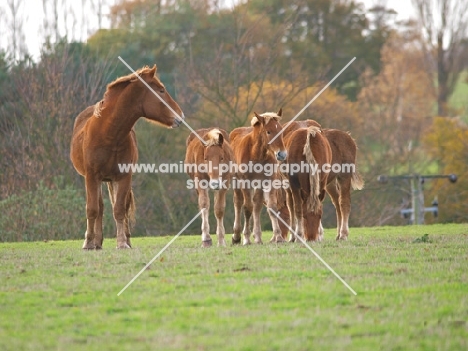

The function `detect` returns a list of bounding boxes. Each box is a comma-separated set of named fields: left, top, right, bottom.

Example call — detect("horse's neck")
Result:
left=249, top=131, right=268, bottom=161
left=94, top=103, right=141, bottom=145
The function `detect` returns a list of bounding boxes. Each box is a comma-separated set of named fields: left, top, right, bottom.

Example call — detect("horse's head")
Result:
left=138, top=65, right=185, bottom=128
left=251, top=108, right=287, bottom=161
left=202, top=129, right=227, bottom=190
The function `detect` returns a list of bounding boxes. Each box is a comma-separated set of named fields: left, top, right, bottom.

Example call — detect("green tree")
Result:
left=246, top=0, right=390, bottom=99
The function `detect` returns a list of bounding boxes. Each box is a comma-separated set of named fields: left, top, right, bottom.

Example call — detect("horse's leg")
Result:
left=265, top=189, right=284, bottom=243
left=337, top=178, right=352, bottom=240
left=124, top=189, right=135, bottom=247
left=82, top=177, right=100, bottom=250
left=242, top=189, right=253, bottom=245
left=286, top=188, right=296, bottom=242
left=232, top=188, right=243, bottom=245
left=113, top=177, right=132, bottom=249
left=93, top=185, right=104, bottom=249
left=291, top=187, right=304, bottom=241
left=214, top=189, right=227, bottom=247
left=198, top=187, right=211, bottom=247
left=278, top=206, right=290, bottom=240
left=252, top=188, right=263, bottom=244
left=318, top=220, right=324, bottom=241
left=326, top=181, right=342, bottom=240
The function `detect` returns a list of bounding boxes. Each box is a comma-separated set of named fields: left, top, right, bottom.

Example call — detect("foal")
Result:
left=185, top=128, right=234, bottom=247
left=279, top=120, right=364, bottom=240
left=283, top=125, right=332, bottom=241
left=230, top=109, right=287, bottom=245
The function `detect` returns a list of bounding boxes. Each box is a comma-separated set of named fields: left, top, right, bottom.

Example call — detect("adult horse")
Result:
left=283, top=125, right=332, bottom=241
left=70, top=65, right=184, bottom=249
left=279, top=120, right=364, bottom=240
left=185, top=128, right=234, bottom=247
left=230, top=109, right=287, bottom=245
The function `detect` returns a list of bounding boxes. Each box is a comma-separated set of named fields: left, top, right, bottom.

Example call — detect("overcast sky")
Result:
left=0, top=0, right=416, bottom=61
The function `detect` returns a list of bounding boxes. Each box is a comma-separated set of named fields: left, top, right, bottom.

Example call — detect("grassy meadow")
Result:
left=0, top=224, right=467, bottom=350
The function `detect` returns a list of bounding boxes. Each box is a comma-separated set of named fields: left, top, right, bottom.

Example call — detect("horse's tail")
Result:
left=107, top=182, right=136, bottom=227
left=108, top=182, right=116, bottom=207
left=351, top=170, right=364, bottom=190
left=303, top=126, right=322, bottom=214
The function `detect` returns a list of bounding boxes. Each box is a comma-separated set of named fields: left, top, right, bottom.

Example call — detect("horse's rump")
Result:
left=323, top=128, right=364, bottom=189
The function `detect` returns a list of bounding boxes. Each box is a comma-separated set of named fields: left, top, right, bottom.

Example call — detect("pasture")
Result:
left=1, top=224, right=467, bottom=351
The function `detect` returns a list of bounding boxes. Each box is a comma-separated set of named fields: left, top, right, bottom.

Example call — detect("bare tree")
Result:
left=42, top=0, right=60, bottom=43
left=412, top=0, right=468, bottom=116
left=91, top=0, right=108, bottom=29
left=6, top=0, right=27, bottom=61
left=185, top=8, right=310, bottom=128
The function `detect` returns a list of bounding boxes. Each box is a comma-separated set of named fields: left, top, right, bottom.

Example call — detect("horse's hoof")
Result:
left=95, top=245, right=103, bottom=250
left=275, top=236, right=285, bottom=243
left=116, top=243, right=131, bottom=249
left=218, top=240, right=227, bottom=247
left=336, top=235, right=348, bottom=241
left=201, top=239, right=212, bottom=248
left=232, top=236, right=241, bottom=245
left=242, top=241, right=251, bottom=246
left=82, top=240, right=96, bottom=250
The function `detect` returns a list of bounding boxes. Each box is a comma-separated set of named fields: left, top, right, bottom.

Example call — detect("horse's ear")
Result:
left=218, top=132, right=224, bottom=146
left=251, top=112, right=262, bottom=127
left=277, top=108, right=283, bottom=117
left=150, top=64, right=157, bottom=76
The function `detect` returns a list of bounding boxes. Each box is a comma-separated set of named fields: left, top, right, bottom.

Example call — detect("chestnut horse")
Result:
left=185, top=128, right=234, bottom=247
left=70, top=65, right=184, bottom=249
left=279, top=120, right=364, bottom=240
left=230, top=109, right=287, bottom=245
left=283, top=125, right=332, bottom=241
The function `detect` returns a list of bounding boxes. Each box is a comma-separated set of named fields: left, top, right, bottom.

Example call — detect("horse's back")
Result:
left=283, top=120, right=321, bottom=140
left=323, top=129, right=357, bottom=165
left=229, top=127, right=251, bottom=145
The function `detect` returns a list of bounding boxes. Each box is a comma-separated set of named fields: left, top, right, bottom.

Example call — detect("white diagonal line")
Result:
left=268, top=208, right=357, bottom=295
left=118, top=56, right=207, bottom=145
left=269, top=57, right=356, bottom=145
left=117, top=209, right=205, bottom=296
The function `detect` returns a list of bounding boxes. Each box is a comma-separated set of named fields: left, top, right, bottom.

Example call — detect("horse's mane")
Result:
left=251, top=112, right=282, bottom=126
left=107, top=66, right=161, bottom=90
left=94, top=66, right=161, bottom=118
left=303, top=125, right=323, bottom=213
left=94, top=100, right=104, bottom=118
left=205, top=129, right=223, bottom=146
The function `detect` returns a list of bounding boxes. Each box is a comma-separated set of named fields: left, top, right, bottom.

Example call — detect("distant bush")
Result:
left=0, top=181, right=114, bottom=242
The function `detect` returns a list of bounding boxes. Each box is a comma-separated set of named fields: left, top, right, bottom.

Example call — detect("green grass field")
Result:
left=1, top=224, right=467, bottom=351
